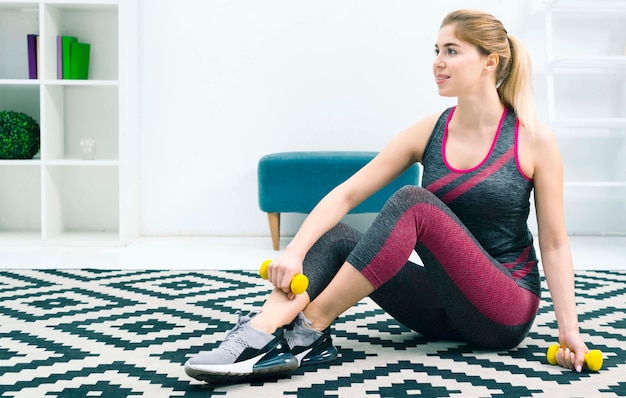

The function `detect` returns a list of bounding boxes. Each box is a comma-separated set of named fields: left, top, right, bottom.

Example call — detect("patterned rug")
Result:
left=0, top=269, right=624, bottom=398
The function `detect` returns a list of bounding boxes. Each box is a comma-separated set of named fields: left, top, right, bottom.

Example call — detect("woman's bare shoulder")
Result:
left=517, top=122, right=561, bottom=179
left=408, top=111, right=445, bottom=161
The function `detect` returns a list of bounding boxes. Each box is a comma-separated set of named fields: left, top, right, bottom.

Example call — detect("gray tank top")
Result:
left=422, top=107, right=540, bottom=295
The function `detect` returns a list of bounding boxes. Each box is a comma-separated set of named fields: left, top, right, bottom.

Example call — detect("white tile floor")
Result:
left=0, top=235, right=624, bottom=270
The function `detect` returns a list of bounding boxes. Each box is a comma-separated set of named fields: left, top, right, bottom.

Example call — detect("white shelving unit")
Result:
left=544, top=0, right=626, bottom=235
left=0, top=0, right=139, bottom=246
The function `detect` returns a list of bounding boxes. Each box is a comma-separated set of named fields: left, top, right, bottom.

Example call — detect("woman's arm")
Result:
left=531, top=125, right=588, bottom=372
left=268, top=113, right=440, bottom=293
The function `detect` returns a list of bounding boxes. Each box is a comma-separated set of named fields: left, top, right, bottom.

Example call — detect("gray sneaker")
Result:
left=284, top=312, right=338, bottom=366
left=184, top=312, right=298, bottom=383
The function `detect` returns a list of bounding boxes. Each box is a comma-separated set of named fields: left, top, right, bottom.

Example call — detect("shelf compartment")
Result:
left=0, top=3, right=39, bottom=80
left=563, top=184, right=626, bottom=235
left=557, top=127, right=626, bottom=183
left=553, top=72, right=626, bottom=121
left=42, top=3, right=118, bottom=81
left=42, top=84, right=118, bottom=161
left=43, top=165, right=119, bottom=241
left=0, top=84, right=40, bottom=126
left=0, top=230, right=42, bottom=246
left=549, top=9, right=626, bottom=59
left=0, top=165, right=41, bottom=234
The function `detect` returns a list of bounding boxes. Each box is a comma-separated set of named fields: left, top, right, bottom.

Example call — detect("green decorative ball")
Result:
left=0, top=111, right=40, bottom=159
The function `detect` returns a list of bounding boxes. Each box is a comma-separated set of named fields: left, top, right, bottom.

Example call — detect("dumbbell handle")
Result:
left=259, top=259, right=309, bottom=295
left=546, top=344, right=603, bottom=371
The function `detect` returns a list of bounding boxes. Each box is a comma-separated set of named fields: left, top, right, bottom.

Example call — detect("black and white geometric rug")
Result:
left=0, top=269, right=624, bottom=398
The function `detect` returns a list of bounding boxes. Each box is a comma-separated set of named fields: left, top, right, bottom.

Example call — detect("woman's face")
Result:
left=433, top=24, right=490, bottom=98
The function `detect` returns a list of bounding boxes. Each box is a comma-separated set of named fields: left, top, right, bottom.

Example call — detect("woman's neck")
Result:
left=453, top=93, right=505, bottom=135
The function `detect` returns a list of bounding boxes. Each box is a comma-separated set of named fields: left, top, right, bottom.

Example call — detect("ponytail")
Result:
left=498, top=35, right=541, bottom=136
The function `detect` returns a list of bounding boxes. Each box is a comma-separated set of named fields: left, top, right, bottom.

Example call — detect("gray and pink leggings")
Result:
left=302, top=186, right=540, bottom=349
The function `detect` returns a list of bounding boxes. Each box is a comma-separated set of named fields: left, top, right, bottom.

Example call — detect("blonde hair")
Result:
left=441, top=9, right=540, bottom=135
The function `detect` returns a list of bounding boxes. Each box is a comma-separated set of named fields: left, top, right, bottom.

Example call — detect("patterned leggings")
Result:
left=302, top=186, right=540, bottom=349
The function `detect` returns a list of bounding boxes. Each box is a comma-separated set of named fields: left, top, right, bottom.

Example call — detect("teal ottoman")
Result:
left=258, top=151, right=420, bottom=250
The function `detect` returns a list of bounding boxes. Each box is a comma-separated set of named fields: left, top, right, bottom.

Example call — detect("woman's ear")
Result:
left=485, top=53, right=499, bottom=72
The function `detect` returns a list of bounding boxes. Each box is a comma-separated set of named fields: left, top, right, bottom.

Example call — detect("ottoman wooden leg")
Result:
left=267, top=212, right=281, bottom=250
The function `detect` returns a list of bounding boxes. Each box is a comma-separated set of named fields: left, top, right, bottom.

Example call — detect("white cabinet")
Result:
left=0, top=0, right=139, bottom=246
left=545, top=0, right=626, bottom=235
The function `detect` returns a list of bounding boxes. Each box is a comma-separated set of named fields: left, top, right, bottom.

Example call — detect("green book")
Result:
left=61, top=36, right=78, bottom=79
left=69, top=42, right=90, bottom=80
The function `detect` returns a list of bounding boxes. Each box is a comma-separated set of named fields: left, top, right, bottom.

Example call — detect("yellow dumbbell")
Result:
left=259, top=259, right=309, bottom=295
left=546, top=344, right=603, bottom=372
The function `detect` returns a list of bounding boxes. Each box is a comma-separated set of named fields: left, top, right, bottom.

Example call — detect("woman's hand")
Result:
left=266, top=247, right=305, bottom=300
left=555, top=331, right=588, bottom=372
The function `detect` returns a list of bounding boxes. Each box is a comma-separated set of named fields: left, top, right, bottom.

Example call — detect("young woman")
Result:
left=185, top=9, right=589, bottom=383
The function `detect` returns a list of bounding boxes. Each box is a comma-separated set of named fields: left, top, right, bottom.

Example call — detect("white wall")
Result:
left=138, top=0, right=547, bottom=237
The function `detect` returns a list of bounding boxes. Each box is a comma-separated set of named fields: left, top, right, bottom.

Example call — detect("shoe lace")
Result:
left=223, top=311, right=247, bottom=340
left=218, top=311, right=254, bottom=357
